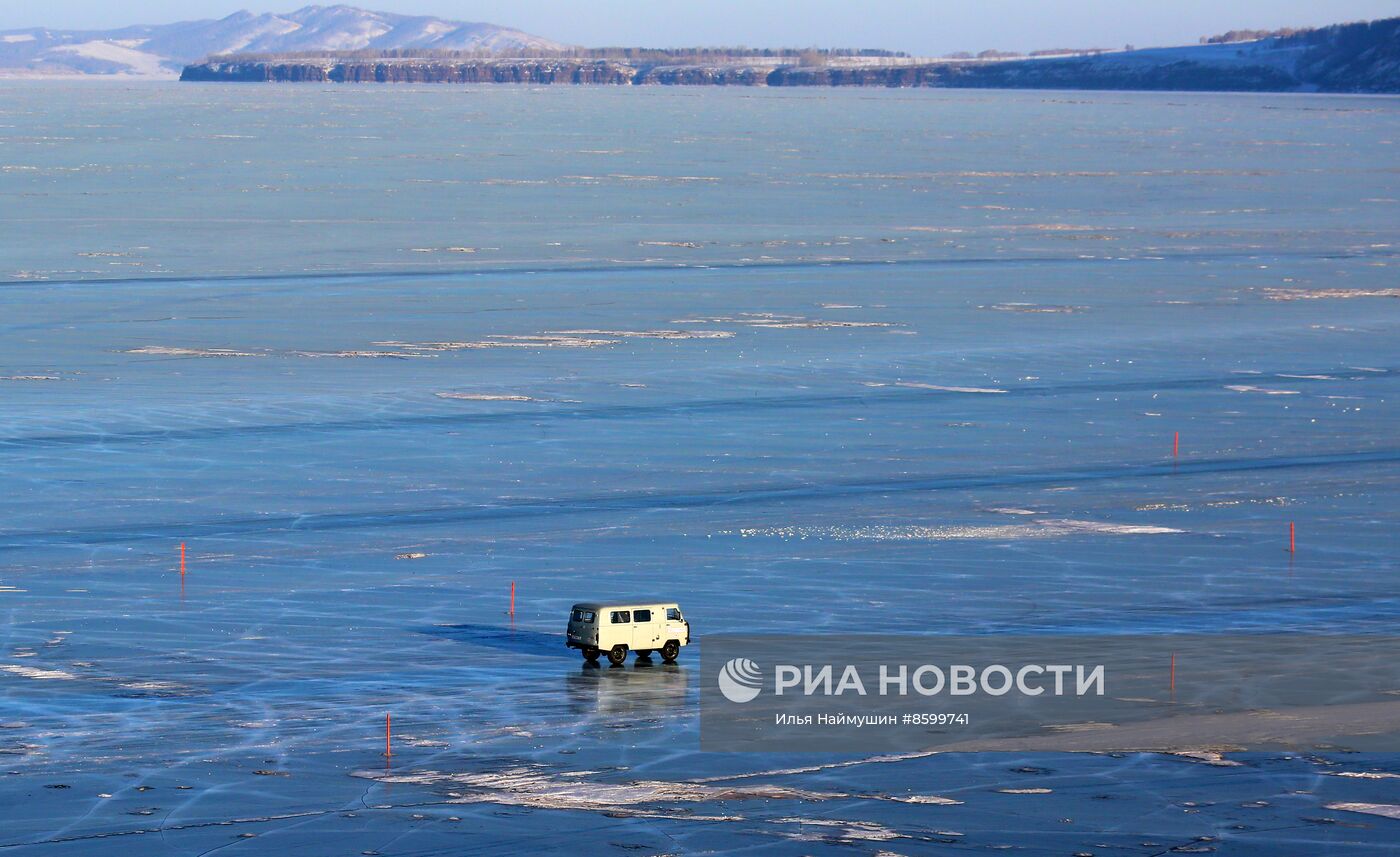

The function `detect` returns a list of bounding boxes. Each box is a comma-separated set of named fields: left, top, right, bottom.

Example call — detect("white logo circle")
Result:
left=717, top=657, right=762, bottom=703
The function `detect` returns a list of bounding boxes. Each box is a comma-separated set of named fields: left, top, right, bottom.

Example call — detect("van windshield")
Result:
left=666, top=608, right=683, bottom=621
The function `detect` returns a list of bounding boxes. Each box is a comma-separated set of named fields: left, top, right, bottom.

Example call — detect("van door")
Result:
left=632, top=608, right=661, bottom=649
left=605, top=609, right=631, bottom=649
left=568, top=608, right=598, bottom=647
left=664, top=606, right=687, bottom=645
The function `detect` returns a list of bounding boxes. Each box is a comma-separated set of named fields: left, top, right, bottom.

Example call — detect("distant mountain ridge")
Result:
left=183, top=16, right=1400, bottom=94
left=0, top=5, right=566, bottom=78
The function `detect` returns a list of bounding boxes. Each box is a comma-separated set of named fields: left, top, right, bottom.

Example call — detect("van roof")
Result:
left=572, top=601, right=679, bottom=611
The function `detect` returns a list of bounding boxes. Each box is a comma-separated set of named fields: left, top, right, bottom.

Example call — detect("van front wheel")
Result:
left=661, top=640, right=680, bottom=662
left=607, top=645, right=628, bottom=666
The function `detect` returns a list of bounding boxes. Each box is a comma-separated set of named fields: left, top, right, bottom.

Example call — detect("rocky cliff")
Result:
left=767, top=61, right=1298, bottom=91
left=181, top=58, right=636, bottom=84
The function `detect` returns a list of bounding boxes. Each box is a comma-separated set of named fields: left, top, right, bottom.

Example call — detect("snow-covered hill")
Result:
left=0, top=5, right=567, bottom=78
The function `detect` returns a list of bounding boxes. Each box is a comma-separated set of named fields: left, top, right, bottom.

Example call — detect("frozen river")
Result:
left=1, top=83, right=1398, bottom=853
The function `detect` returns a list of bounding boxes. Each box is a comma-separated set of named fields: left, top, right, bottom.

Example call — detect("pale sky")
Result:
left=3, top=1, right=1398, bottom=55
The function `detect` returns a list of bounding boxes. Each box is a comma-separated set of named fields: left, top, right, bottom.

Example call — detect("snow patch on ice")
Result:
left=770, top=816, right=904, bottom=842
left=1, top=664, right=77, bottom=681
left=436, top=393, right=542, bottom=402
left=126, top=346, right=262, bottom=358
left=547, top=328, right=736, bottom=340
left=1326, top=802, right=1400, bottom=819
left=1224, top=384, right=1300, bottom=395
left=1265, top=288, right=1400, bottom=301
left=996, top=787, right=1053, bottom=794
left=896, top=382, right=1008, bottom=394
left=724, top=519, right=1182, bottom=541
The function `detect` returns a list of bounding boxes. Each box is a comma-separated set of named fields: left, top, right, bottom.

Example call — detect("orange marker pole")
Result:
left=1289, top=522, right=1296, bottom=554
left=180, top=542, right=186, bottom=576
left=1170, top=652, right=1176, bottom=694
left=1173, top=432, right=1179, bottom=458
left=510, top=581, right=515, bottom=617
left=385, top=713, right=392, bottom=757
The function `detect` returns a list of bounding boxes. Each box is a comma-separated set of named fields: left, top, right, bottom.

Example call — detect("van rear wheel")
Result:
left=660, top=640, right=680, bottom=662
left=607, top=645, right=628, bottom=666
left=635, top=649, right=652, bottom=660
left=582, top=646, right=599, bottom=663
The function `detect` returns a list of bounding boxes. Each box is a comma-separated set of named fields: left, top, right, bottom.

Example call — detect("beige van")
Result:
left=566, top=601, right=690, bottom=665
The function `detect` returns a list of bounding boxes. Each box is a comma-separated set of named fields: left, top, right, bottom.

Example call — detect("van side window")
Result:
left=633, top=609, right=651, bottom=622
left=572, top=610, right=595, bottom=623
left=610, top=610, right=630, bottom=624
left=666, top=608, right=682, bottom=621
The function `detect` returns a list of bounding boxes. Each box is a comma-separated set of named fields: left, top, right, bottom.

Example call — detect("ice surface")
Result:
left=0, top=83, right=1398, bottom=853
